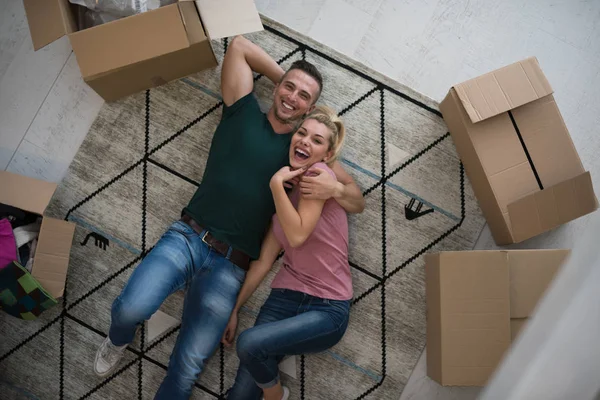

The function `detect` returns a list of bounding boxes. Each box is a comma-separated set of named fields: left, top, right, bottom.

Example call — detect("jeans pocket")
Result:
left=229, top=262, right=247, bottom=284
left=325, top=299, right=349, bottom=311
left=168, top=220, right=197, bottom=238
left=326, top=300, right=351, bottom=329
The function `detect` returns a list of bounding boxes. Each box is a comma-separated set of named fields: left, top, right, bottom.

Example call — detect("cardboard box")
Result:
left=0, top=171, right=76, bottom=299
left=425, top=249, right=569, bottom=386
left=23, top=0, right=263, bottom=101
left=440, top=58, right=597, bottom=245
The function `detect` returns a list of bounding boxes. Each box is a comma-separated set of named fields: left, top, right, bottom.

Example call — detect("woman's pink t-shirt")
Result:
left=271, top=163, right=353, bottom=300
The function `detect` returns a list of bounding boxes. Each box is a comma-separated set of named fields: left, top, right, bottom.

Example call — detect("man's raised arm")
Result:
left=299, top=161, right=366, bottom=214
left=221, top=36, right=285, bottom=106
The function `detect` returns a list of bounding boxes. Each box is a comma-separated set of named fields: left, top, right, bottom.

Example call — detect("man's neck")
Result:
left=267, top=108, right=294, bottom=134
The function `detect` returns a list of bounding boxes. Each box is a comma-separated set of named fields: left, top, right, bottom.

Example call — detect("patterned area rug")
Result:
left=0, top=17, right=484, bottom=400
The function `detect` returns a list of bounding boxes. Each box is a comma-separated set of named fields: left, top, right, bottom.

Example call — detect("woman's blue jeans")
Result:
left=228, top=288, right=350, bottom=399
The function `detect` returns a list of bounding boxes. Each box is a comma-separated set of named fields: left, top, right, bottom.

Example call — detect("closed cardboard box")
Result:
left=440, top=57, right=597, bottom=245
left=0, top=171, right=76, bottom=299
left=23, top=0, right=263, bottom=101
left=425, top=250, right=569, bottom=386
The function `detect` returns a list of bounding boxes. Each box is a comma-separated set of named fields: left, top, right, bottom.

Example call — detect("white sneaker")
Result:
left=262, top=386, right=290, bottom=400
left=94, top=336, right=128, bottom=377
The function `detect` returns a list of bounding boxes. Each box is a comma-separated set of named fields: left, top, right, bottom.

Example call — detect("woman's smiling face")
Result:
left=289, top=119, right=333, bottom=169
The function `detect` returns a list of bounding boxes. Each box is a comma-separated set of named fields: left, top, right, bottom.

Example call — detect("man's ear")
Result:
left=306, top=103, right=316, bottom=114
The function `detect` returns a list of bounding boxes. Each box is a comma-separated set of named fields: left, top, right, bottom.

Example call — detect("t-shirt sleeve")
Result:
left=305, top=162, right=336, bottom=179
left=221, top=92, right=259, bottom=120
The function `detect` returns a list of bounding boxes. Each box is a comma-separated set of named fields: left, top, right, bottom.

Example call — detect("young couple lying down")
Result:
left=93, top=34, right=365, bottom=400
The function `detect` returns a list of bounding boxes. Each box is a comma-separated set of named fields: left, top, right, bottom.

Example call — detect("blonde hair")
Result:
left=301, top=105, right=346, bottom=165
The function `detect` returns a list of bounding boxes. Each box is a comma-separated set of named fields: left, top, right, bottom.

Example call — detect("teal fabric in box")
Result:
left=0, top=261, right=58, bottom=320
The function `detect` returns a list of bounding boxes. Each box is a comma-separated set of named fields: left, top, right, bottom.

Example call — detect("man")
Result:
left=94, top=35, right=365, bottom=399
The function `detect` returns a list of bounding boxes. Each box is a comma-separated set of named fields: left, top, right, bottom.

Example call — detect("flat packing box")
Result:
left=425, top=250, right=570, bottom=386
left=0, top=171, right=76, bottom=299
left=23, top=0, right=263, bottom=101
left=440, top=57, right=597, bottom=245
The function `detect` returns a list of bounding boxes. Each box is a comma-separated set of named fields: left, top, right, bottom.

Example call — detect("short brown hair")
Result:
left=284, top=60, right=323, bottom=101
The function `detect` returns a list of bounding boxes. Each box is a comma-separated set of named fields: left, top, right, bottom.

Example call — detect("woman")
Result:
left=224, top=106, right=353, bottom=400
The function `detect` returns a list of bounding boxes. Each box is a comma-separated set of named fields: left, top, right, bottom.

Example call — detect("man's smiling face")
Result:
left=272, top=69, right=321, bottom=124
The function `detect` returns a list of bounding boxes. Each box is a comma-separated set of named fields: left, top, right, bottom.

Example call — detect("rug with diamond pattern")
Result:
left=0, top=17, right=485, bottom=400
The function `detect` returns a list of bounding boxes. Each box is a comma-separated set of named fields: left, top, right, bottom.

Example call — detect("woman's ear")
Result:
left=323, top=150, right=334, bottom=163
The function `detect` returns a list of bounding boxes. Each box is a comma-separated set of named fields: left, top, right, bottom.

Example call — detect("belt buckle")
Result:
left=201, top=230, right=210, bottom=247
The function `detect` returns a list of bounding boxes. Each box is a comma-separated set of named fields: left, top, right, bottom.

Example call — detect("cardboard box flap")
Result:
left=440, top=90, right=515, bottom=244
left=178, top=1, right=207, bottom=44
left=426, top=250, right=572, bottom=386
left=508, top=250, right=569, bottom=318
left=425, top=254, right=443, bottom=383
left=507, top=172, right=598, bottom=242
left=433, top=251, right=511, bottom=386
left=0, top=171, right=57, bottom=215
left=511, top=94, right=585, bottom=188
left=23, top=0, right=76, bottom=50
left=510, top=318, right=528, bottom=342
left=69, top=4, right=191, bottom=79
left=31, top=217, right=76, bottom=299
left=454, top=57, right=553, bottom=123
left=194, top=0, right=263, bottom=40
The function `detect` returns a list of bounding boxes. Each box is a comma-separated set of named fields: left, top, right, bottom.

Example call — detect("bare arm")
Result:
left=300, top=161, right=366, bottom=214
left=330, top=161, right=365, bottom=213
left=232, top=226, right=281, bottom=312
left=221, top=35, right=284, bottom=106
left=222, top=225, right=281, bottom=346
left=270, top=167, right=326, bottom=248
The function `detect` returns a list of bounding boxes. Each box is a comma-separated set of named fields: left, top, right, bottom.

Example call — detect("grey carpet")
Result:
left=0, top=17, right=484, bottom=400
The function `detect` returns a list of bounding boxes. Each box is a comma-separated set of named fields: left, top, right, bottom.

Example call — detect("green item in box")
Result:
left=0, top=261, right=58, bottom=319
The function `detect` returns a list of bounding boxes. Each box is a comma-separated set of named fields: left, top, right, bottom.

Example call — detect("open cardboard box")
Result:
left=425, top=249, right=569, bottom=386
left=440, top=57, right=598, bottom=245
left=0, top=171, right=75, bottom=299
left=23, top=0, right=263, bottom=101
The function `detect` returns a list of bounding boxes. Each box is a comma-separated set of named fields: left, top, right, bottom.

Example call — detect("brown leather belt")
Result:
left=180, top=214, right=250, bottom=271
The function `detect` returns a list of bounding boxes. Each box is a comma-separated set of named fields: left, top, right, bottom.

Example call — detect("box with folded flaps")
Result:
left=440, top=57, right=598, bottom=245
left=0, top=171, right=75, bottom=299
left=425, top=249, right=569, bottom=387
left=22, top=0, right=263, bottom=101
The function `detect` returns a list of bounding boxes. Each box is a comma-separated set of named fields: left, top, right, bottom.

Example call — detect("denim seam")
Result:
left=181, top=232, right=213, bottom=292
left=229, top=260, right=246, bottom=284
left=196, top=245, right=215, bottom=275
left=169, top=222, right=197, bottom=238
left=242, top=349, right=281, bottom=386
left=276, top=323, right=345, bottom=351
left=324, top=308, right=350, bottom=331
left=255, top=375, right=280, bottom=389
left=295, top=299, right=304, bottom=315
left=247, top=316, right=346, bottom=367
left=165, top=223, right=201, bottom=289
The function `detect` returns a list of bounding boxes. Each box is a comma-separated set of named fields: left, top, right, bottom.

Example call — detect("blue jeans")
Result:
left=228, top=289, right=350, bottom=400
left=109, top=220, right=246, bottom=400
